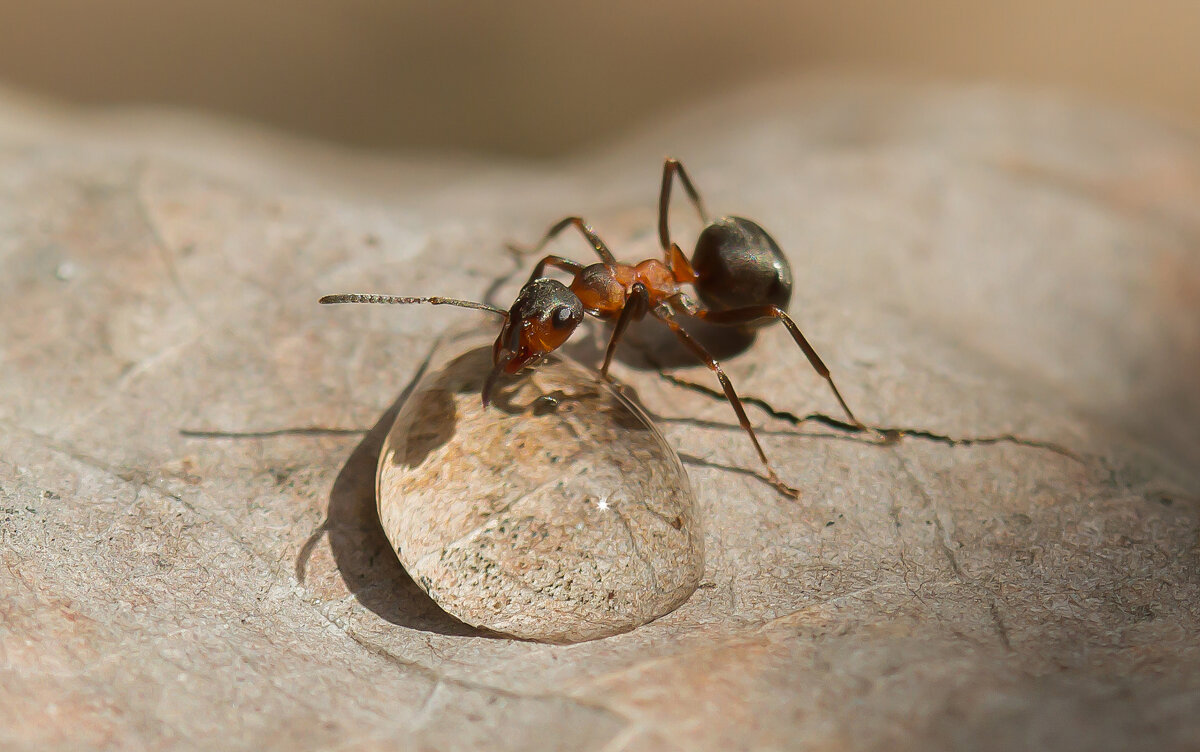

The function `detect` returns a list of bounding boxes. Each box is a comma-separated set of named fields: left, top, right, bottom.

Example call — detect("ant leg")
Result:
left=655, top=310, right=799, bottom=497
left=687, top=304, right=865, bottom=430
left=599, top=283, right=649, bottom=377
left=658, top=158, right=709, bottom=254
left=525, top=216, right=618, bottom=265
left=525, top=255, right=583, bottom=287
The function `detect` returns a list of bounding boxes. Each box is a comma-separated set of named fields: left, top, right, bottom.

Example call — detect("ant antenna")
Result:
left=319, top=293, right=507, bottom=317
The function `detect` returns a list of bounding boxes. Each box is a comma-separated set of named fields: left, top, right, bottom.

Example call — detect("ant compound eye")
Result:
left=551, top=305, right=576, bottom=328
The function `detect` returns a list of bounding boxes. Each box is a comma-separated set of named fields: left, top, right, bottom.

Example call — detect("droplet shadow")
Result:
left=320, top=349, right=495, bottom=638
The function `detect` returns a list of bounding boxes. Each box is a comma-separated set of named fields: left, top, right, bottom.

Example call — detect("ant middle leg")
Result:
left=655, top=310, right=799, bottom=496
left=686, top=304, right=866, bottom=430
left=658, top=158, right=709, bottom=254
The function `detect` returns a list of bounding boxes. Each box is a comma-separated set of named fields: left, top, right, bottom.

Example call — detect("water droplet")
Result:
left=377, top=340, right=702, bottom=643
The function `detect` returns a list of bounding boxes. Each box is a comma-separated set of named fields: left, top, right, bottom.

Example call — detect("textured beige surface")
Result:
left=1, top=81, right=1199, bottom=751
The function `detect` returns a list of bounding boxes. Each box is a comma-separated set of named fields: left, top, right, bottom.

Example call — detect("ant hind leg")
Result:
left=687, top=304, right=866, bottom=431
left=655, top=310, right=800, bottom=497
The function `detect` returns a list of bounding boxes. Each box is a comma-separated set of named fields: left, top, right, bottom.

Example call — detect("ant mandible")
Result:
left=321, top=158, right=867, bottom=495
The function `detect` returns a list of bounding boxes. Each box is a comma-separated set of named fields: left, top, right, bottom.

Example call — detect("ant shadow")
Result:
left=562, top=317, right=759, bottom=372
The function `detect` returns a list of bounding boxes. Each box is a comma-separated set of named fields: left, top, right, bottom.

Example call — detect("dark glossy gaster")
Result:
left=320, top=159, right=868, bottom=496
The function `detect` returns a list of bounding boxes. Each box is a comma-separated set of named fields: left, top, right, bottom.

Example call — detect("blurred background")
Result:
left=1, top=0, right=1198, bottom=157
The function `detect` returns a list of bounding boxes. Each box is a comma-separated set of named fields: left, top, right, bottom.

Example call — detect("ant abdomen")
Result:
left=690, top=217, right=793, bottom=321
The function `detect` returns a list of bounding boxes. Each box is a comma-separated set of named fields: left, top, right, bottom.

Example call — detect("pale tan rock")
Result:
left=376, top=339, right=702, bottom=643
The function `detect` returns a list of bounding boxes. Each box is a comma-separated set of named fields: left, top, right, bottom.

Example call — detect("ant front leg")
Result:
left=525, top=216, right=618, bottom=266
left=524, top=255, right=583, bottom=288
left=655, top=309, right=800, bottom=497
left=687, top=304, right=866, bottom=430
left=599, top=283, right=650, bottom=378
left=658, top=158, right=709, bottom=255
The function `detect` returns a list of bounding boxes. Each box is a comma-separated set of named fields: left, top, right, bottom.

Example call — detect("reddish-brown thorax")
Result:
left=571, top=249, right=696, bottom=318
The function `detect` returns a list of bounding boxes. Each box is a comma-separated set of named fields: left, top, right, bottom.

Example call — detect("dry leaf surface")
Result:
left=1, top=81, right=1199, bottom=751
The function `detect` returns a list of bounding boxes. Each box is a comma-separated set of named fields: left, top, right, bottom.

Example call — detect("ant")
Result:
left=321, top=158, right=868, bottom=495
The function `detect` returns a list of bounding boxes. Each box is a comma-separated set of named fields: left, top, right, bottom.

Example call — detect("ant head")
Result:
left=484, top=278, right=584, bottom=406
